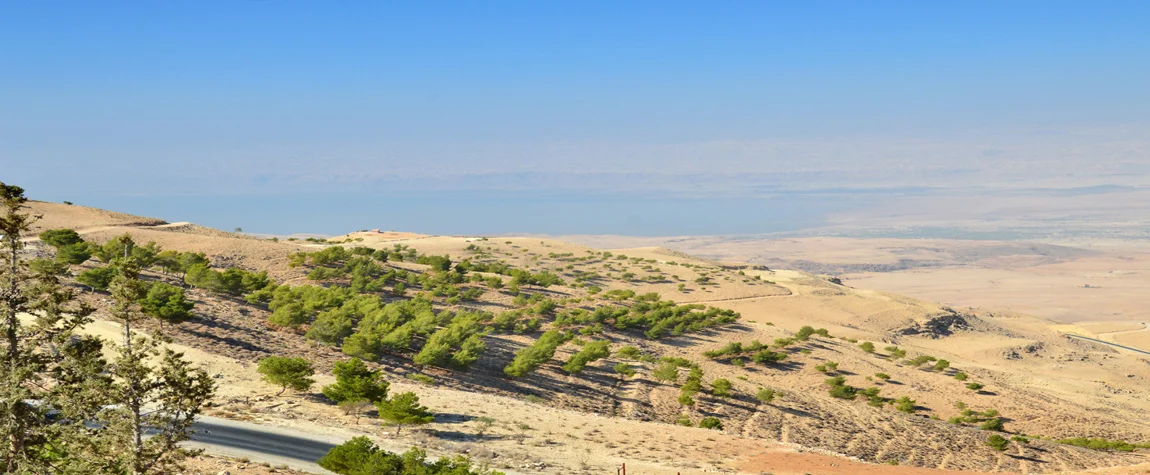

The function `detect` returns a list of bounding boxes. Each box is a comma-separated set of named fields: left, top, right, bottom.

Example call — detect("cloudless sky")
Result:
left=2, top=1, right=1149, bottom=234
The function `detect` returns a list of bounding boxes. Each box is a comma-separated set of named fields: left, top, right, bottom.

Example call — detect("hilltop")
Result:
left=21, top=201, right=1150, bottom=475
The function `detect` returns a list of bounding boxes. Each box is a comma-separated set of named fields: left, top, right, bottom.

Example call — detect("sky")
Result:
left=2, top=1, right=1149, bottom=235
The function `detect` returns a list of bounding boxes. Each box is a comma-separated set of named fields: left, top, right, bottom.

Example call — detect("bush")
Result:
left=986, top=434, right=1009, bottom=451
left=875, top=372, right=891, bottom=380
left=954, top=372, right=969, bottom=381
left=894, top=396, right=916, bottom=414
left=1058, top=437, right=1149, bottom=452
left=504, top=330, right=569, bottom=377
left=257, top=356, right=315, bottom=396
left=828, top=385, right=858, bottom=400
left=710, top=378, right=733, bottom=398
left=966, top=382, right=984, bottom=391
left=699, top=417, right=723, bottom=430
left=561, top=340, right=611, bottom=374
left=613, top=362, right=636, bottom=377
left=751, top=350, right=787, bottom=365
left=652, top=361, right=680, bottom=382
left=756, top=388, right=777, bottom=404
left=932, top=359, right=951, bottom=372
left=980, top=417, right=1005, bottom=432
left=859, top=342, right=875, bottom=353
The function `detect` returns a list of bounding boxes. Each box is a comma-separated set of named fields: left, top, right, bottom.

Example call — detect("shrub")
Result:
left=980, top=417, right=1005, bottom=432
left=710, top=378, right=733, bottom=398
left=894, top=396, right=916, bottom=414
left=677, top=393, right=695, bottom=406
left=674, top=414, right=692, bottom=426
left=828, top=385, right=858, bottom=400
left=932, top=359, right=951, bottom=372
left=652, top=361, right=681, bottom=382
left=966, top=382, right=985, bottom=391
left=615, top=345, right=641, bottom=359
left=562, top=340, right=611, bottom=374
left=751, top=350, right=787, bottom=365
left=906, top=355, right=938, bottom=367
left=699, top=417, right=723, bottom=430
left=756, top=388, right=777, bottom=404
left=986, top=434, right=1009, bottom=451
left=875, top=372, right=891, bottom=380
left=954, top=372, right=969, bottom=381
left=1058, top=437, right=1149, bottom=452
left=613, top=362, right=636, bottom=377
left=859, top=342, right=876, bottom=353
left=504, top=330, right=569, bottom=377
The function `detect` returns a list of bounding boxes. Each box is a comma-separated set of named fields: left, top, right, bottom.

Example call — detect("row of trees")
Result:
left=1, top=183, right=215, bottom=474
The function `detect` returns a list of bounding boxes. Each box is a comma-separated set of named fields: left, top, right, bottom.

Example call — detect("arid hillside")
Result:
left=23, top=201, right=1150, bottom=475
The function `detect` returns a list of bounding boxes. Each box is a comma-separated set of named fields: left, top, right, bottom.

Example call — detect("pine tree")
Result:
left=376, top=392, right=433, bottom=435
left=89, top=246, right=215, bottom=475
left=0, top=182, right=105, bottom=472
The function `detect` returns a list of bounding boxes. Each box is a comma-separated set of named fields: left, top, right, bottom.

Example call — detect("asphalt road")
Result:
left=1066, top=333, right=1150, bottom=356
left=186, top=416, right=340, bottom=474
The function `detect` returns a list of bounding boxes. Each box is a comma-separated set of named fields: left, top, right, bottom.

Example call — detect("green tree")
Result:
left=139, top=282, right=195, bottom=329
left=376, top=392, right=434, bottom=435
left=699, top=417, right=723, bottom=430
left=258, top=356, right=315, bottom=396
left=980, top=417, right=1005, bottom=432
left=652, top=361, right=680, bottom=382
left=322, top=358, right=389, bottom=406
left=986, top=434, right=1009, bottom=451
left=56, top=242, right=94, bottom=264
left=318, top=437, right=501, bottom=475
left=561, top=340, right=611, bottom=374
left=77, top=265, right=118, bottom=291
left=895, top=396, right=917, bottom=414
left=38, top=228, right=83, bottom=248
left=92, top=251, right=216, bottom=475
left=0, top=183, right=108, bottom=472
left=932, top=359, right=951, bottom=372
left=859, top=341, right=876, bottom=353
left=710, top=378, right=733, bottom=397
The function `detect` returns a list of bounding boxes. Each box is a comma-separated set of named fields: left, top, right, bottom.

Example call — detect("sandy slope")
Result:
left=20, top=201, right=1150, bottom=474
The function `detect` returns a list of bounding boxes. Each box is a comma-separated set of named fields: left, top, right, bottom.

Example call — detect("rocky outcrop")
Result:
left=895, top=309, right=972, bottom=338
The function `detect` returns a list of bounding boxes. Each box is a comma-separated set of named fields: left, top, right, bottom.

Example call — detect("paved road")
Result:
left=1066, top=334, right=1150, bottom=356
left=186, top=416, right=340, bottom=474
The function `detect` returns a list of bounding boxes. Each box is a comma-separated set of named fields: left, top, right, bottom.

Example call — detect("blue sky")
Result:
left=2, top=1, right=1149, bottom=234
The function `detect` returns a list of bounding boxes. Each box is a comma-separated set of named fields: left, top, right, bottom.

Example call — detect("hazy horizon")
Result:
left=4, top=1, right=1149, bottom=236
